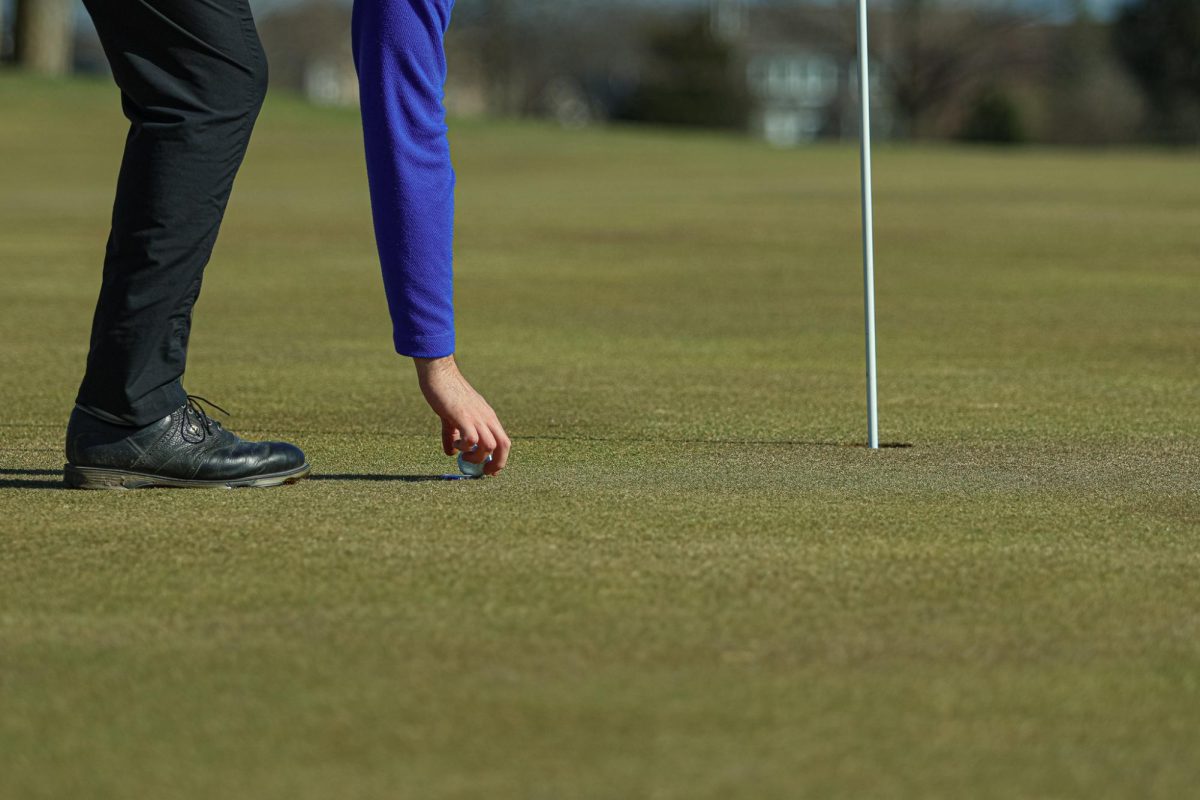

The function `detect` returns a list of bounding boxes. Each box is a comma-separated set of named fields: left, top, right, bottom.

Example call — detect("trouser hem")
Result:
left=75, top=381, right=188, bottom=428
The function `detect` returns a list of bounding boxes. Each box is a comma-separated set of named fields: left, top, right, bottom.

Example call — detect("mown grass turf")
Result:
left=1, top=74, right=1198, bottom=799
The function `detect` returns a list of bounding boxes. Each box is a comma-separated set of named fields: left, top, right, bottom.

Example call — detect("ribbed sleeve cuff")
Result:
left=394, top=329, right=455, bottom=359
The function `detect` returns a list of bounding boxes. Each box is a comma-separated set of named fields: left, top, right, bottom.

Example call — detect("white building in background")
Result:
left=746, top=50, right=840, bottom=146
left=711, top=3, right=893, bottom=147
left=744, top=47, right=890, bottom=147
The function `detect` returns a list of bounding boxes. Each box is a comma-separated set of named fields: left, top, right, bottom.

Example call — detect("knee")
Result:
left=226, top=41, right=269, bottom=121
left=197, top=41, right=268, bottom=124
left=247, top=45, right=269, bottom=116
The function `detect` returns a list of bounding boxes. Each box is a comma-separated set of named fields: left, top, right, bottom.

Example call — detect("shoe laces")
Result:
left=181, top=395, right=230, bottom=443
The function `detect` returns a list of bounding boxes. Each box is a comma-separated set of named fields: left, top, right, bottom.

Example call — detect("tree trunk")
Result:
left=15, top=0, right=74, bottom=76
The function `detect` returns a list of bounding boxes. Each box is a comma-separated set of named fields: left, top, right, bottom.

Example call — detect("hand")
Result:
left=414, top=355, right=510, bottom=476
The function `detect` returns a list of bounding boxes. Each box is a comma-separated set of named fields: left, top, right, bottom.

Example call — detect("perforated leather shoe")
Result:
left=64, top=397, right=310, bottom=489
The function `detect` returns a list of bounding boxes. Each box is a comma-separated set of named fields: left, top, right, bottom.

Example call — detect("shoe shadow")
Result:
left=0, top=468, right=62, bottom=490
left=0, top=468, right=475, bottom=489
left=309, top=473, right=478, bottom=483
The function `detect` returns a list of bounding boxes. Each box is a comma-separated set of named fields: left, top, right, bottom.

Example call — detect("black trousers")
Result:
left=77, top=0, right=268, bottom=426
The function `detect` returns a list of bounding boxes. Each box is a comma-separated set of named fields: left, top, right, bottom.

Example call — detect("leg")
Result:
left=77, top=0, right=269, bottom=425
left=352, top=0, right=457, bottom=359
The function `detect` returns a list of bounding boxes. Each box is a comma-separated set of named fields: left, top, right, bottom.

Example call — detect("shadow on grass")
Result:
left=309, top=473, right=476, bottom=483
left=0, top=468, right=476, bottom=489
left=523, top=435, right=914, bottom=448
left=0, top=467, right=62, bottom=490
left=224, top=428, right=919, bottom=450
left=0, top=439, right=915, bottom=491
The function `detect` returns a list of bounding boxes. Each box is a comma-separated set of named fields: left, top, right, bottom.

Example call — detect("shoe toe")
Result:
left=192, top=440, right=308, bottom=481
left=260, top=441, right=308, bottom=475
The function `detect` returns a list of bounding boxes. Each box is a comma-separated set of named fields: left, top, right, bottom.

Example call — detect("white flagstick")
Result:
left=857, top=0, right=880, bottom=449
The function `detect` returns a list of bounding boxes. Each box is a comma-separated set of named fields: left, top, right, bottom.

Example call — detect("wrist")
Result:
left=414, top=354, right=457, bottom=382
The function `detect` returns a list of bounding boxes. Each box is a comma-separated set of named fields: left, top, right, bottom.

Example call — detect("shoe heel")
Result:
left=64, top=464, right=130, bottom=490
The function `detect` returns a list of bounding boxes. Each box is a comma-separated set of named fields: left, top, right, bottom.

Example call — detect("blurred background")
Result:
left=1, top=0, right=1197, bottom=146
left=3, top=5, right=1199, bottom=793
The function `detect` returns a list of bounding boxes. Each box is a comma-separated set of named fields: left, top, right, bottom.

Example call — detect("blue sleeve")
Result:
left=351, top=0, right=456, bottom=358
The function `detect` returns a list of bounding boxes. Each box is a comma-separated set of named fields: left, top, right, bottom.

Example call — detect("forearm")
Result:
left=352, top=0, right=457, bottom=358
left=413, top=354, right=457, bottom=383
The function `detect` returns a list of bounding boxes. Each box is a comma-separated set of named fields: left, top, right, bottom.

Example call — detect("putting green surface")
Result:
left=2, top=75, right=1198, bottom=799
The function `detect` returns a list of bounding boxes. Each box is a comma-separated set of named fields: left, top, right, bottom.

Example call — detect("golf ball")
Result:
left=457, top=451, right=492, bottom=478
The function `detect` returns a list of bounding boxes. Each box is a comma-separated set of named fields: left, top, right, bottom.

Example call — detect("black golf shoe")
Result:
left=63, top=396, right=310, bottom=490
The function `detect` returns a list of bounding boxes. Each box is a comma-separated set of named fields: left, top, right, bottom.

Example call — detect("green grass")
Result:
left=1, top=73, right=1198, bottom=799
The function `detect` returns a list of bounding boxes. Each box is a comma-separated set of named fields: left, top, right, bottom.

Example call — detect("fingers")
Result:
left=453, top=421, right=480, bottom=457
left=445, top=411, right=510, bottom=475
left=462, top=425, right=496, bottom=464
left=484, top=417, right=511, bottom=476
left=421, top=364, right=510, bottom=475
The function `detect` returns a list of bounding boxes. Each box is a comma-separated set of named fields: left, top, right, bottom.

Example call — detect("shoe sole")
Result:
left=63, top=462, right=311, bottom=490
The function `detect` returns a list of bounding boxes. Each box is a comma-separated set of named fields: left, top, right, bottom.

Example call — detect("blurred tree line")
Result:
left=2, top=0, right=1198, bottom=145
left=1112, top=0, right=1200, bottom=142
left=5, top=0, right=73, bottom=75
